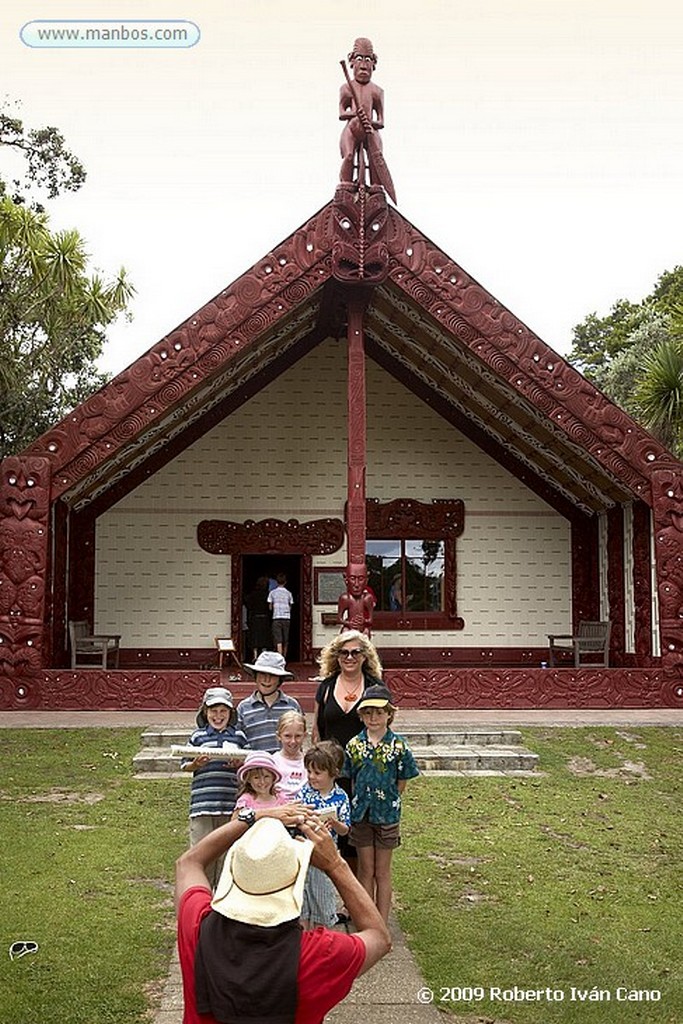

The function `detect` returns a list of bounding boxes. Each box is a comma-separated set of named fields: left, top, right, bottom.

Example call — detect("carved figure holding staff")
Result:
left=339, top=38, right=395, bottom=202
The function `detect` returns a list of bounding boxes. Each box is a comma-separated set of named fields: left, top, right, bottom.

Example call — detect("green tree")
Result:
left=1, top=105, right=86, bottom=209
left=569, top=266, right=683, bottom=379
left=0, top=198, right=133, bottom=458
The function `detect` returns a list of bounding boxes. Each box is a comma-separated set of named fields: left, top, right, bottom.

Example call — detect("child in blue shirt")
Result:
left=300, top=740, right=351, bottom=928
left=182, top=686, right=247, bottom=888
left=343, top=684, right=419, bottom=922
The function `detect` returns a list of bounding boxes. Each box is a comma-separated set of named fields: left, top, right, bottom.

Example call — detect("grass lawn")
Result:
left=0, top=728, right=188, bottom=1024
left=0, top=725, right=680, bottom=1024
left=395, top=726, right=682, bottom=1023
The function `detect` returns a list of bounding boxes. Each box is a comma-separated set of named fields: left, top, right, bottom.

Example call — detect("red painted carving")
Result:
left=384, top=667, right=677, bottom=709
left=197, top=518, right=344, bottom=556
left=230, top=558, right=243, bottom=649
left=651, top=467, right=683, bottom=694
left=607, top=506, right=625, bottom=662
left=571, top=517, right=599, bottom=628
left=337, top=563, right=375, bottom=636
left=339, top=37, right=395, bottom=202
left=367, top=497, right=464, bottom=537
left=301, top=556, right=313, bottom=662
left=331, top=184, right=389, bottom=283
left=0, top=457, right=51, bottom=675
left=26, top=209, right=335, bottom=498
left=632, top=501, right=653, bottom=657
left=0, top=666, right=678, bottom=712
left=385, top=212, right=671, bottom=493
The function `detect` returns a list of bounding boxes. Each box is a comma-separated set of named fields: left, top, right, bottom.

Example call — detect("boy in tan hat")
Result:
left=343, top=684, right=419, bottom=922
left=236, top=650, right=302, bottom=752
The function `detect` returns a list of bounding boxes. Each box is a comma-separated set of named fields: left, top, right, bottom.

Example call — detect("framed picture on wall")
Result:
left=314, top=568, right=346, bottom=605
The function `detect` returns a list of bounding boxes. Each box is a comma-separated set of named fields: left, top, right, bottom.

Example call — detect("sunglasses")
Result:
left=338, top=648, right=364, bottom=660
left=9, top=940, right=38, bottom=961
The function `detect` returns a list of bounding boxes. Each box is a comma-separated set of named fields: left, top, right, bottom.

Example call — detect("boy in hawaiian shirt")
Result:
left=343, top=684, right=419, bottom=921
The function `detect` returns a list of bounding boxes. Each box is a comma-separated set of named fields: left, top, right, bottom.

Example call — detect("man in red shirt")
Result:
left=175, top=804, right=391, bottom=1024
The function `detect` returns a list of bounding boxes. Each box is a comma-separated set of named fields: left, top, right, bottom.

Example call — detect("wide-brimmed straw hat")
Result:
left=212, top=819, right=313, bottom=927
left=237, top=751, right=283, bottom=784
left=243, top=651, right=293, bottom=678
left=357, top=683, right=396, bottom=711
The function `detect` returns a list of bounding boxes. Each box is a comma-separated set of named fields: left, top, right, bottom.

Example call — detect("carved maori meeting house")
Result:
left=1, top=37, right=682, bottom=711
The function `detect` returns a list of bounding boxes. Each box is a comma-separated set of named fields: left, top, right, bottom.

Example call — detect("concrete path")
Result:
left=2, top=707, right=682, bottom=729
left=3, top=706, right=681, bottom=1023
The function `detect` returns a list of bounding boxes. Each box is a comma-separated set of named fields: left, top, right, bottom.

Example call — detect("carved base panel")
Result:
left=384, top=667, right=681, bottom=709
left=0, top=667, right=679, bottom=711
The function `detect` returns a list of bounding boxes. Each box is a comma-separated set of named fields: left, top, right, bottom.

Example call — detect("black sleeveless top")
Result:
left=315, top=672, right=381, bottom=748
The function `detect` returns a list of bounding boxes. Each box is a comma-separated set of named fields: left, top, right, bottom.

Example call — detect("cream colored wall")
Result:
left=95, top=338, right=570, bottom=648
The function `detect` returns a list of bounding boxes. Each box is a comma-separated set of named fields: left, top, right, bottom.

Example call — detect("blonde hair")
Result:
left=317, top=629, right=383, bottom=680
left=276, top=710, right=307, bottom=737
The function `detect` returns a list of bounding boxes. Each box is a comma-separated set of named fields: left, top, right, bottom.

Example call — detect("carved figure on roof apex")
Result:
left=339, top=37, right=396, bottom=203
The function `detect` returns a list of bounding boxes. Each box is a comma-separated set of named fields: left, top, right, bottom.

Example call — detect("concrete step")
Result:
left=137, top=727, right=527, bottom=748
left=132, top=728, right=539, bottom=778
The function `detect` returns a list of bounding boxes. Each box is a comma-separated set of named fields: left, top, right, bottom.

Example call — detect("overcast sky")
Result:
left=2, top=0, right=681, bottom=375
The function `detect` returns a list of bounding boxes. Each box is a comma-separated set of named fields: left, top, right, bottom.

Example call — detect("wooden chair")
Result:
left=547, top=620, right=611, bottom=668
left=69, top=620, right=121, bottom=669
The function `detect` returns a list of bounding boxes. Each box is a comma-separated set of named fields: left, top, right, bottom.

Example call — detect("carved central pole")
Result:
left=346, top=295, right=367, bottom=567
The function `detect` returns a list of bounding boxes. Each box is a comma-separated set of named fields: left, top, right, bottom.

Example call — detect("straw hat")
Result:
left=211, top=819, right=313, bottom=927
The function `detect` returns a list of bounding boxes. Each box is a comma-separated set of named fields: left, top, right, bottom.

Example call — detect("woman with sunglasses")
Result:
left=311, top=630, right=383, bottom=903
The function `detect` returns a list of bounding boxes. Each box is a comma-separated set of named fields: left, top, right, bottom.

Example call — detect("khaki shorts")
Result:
left=349, top=819, right=401, bottom=849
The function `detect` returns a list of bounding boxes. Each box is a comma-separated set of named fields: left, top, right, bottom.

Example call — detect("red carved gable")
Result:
left=15, top=200, right=679, bottom=522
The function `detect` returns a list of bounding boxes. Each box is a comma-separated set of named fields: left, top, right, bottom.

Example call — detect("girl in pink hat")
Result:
left=232, top=751, right=288, bottom=815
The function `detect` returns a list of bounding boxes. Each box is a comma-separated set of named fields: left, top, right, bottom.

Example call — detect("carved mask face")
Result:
left=352, top=54, right=373, bottom=83
left=345, top=565, right=367, bottom=596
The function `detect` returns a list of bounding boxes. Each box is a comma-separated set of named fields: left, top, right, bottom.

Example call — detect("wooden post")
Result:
left=346, top=295, right=368, bottom=569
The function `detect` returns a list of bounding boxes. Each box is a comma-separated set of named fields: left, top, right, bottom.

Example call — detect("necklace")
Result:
left=342, top=689, right=359, bottom=703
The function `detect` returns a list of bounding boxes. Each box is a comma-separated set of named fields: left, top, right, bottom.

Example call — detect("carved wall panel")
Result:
left=607, top=506, right=625, bottom=661
left=632, top=501, right=653, bottom=657
left=384, top=667, right=677, bottom=709
left=571, top=517, right=599, bottom=628
left=651, top=467, right=683, bottom=693
left=366, top=497, right=464, bottom=537
left=0, top=666, right=677, bottom=711
left=198, top=518, right=344, bottom=556
left=0, top=457, right=51, bottom=675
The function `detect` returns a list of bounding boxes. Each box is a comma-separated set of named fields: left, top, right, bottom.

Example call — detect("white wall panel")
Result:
left=97, top=339, right=571, bottom=648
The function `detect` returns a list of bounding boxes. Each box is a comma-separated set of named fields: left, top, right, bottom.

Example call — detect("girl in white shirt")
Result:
left=272, top=710, right=307, bottom=801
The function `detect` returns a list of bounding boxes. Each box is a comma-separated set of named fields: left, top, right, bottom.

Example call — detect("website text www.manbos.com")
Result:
left=21, top=20, right=200, bottom=49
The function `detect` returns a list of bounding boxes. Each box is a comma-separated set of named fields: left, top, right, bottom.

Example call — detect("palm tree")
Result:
left=636, top=304, right=683, bottom=457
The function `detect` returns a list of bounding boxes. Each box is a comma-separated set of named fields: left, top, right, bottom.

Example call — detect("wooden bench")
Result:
left=547, top=621, right=610, bottom=668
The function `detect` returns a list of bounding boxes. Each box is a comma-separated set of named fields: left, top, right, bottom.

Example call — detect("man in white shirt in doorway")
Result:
left=268, top=572, right=294, bottom=659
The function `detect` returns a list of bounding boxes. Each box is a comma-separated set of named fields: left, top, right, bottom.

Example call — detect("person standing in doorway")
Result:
left=245, top=576, right=271, bottom=661
left=268, top=572, right=294, bottom=658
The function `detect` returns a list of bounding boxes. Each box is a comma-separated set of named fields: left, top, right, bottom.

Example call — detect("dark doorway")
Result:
left=242, top=555, right=301, bottom=662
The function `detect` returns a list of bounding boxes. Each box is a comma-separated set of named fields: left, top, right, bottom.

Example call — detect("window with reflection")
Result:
left=366, top=539, right=445, bottom=613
